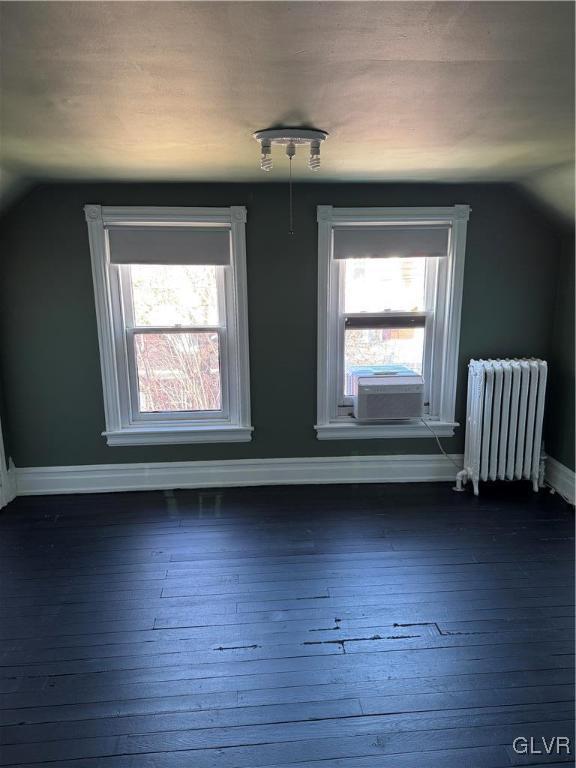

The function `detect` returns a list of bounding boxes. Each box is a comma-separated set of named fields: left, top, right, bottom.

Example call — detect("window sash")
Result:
left=335, top=259, right=437, bottom=410
left=127, top=329, right=228, bottom=422
left=122, top=263, right=225, bottom=330
left=344, top=313, right=427, bottom=329
left=118, top=265, right=230, bottom=422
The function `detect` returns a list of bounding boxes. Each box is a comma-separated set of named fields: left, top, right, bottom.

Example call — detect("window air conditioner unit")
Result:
left=353, top=374, right=424, bottom=421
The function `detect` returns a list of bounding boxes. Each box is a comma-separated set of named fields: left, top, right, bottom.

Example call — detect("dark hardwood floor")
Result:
left=0, top=482, right=573, bottom=767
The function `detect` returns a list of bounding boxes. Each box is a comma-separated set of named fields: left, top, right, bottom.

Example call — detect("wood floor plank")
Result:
left=1, top=711, right=572, bottom=766
left=0, top=704, right=572, bottom=764
left=1, top=668, right=571, bottom=726
left=0, top=483, right=572, bottom=766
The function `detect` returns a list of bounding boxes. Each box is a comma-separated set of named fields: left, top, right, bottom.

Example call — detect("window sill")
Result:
left=315, top=420, right=458, bottom=440
left=104, top=425, right=254, bottom=446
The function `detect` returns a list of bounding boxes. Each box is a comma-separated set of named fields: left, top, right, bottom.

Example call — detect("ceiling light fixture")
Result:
left=253, top=128, right=328, bottom=235
left=253, top=128, right=328, bottom=172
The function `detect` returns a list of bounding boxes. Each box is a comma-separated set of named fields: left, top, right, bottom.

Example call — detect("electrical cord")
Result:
left=420, top=418, right=461, bottom=469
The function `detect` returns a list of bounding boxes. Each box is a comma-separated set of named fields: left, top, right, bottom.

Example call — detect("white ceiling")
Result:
left=0, top=1, right=574, bottom=211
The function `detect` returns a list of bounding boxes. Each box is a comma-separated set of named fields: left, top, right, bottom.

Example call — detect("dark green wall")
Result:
left=0, top=181, right=565, bottom=468
left=546, top=227, right=575, bottom=470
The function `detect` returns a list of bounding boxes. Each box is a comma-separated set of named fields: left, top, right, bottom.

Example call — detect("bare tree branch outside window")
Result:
left=130, top=265, right=222, bottom=413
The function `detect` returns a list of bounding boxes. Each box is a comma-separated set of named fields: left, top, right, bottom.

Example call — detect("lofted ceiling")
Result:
left=0, top=1, right=574, bottom=215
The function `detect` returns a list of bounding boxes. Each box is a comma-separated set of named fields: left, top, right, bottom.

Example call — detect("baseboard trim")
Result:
left=15, top=453, right=463, bottom=496
left=546, top=456, right=575, bottom=505
left=0, top=461, right=17, bottom=509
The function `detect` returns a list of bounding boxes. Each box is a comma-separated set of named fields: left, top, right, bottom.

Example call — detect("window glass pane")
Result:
left=130, top=265, right=219, bottom=327
left=344, top=258, right=426, bottom=313
left=135, top=332, right=221, bottom=412
left=344, top=327, right=424, bottom=396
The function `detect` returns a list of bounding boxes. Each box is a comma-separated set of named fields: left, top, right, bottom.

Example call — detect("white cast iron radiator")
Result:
left=456, top=359, right=548, bottom=496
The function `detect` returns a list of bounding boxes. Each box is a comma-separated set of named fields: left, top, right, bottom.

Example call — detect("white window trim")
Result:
left=315, top=205, right=471, bottom=440
left=84, top=205, right=253, bottom=446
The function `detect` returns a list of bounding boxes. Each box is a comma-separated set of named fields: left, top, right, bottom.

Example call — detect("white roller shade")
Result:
left=333, top=226, right=449, bottom=259
left=108, top=227, right=231, bottom=265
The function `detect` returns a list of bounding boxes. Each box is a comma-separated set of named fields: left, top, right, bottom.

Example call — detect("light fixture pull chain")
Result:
left=288, top=154, right=294, bottom=235
left=253, top=129, right=327, bottom=232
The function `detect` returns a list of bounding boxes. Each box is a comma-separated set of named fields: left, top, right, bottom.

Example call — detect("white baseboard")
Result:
left=546, top=456, right=575, bottom=505
left=15, top=453, right=463, bottom=496
left=0, top=461, right=17, bottom=509
left=11, top=454, right=575, bottom=502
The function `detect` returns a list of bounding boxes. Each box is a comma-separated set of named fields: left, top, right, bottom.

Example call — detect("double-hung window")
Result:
left=316, top=205, right=470, bottom=439
left=85, top=205, right=252, bottom=445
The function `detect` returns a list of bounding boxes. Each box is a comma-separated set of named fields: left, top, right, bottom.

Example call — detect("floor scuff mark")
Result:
left=214, top=644, right=260, bottom=651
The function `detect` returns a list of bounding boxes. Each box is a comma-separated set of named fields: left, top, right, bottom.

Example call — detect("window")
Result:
left=85, top=205, right=252, bottom=445
left=316, top=205, right=470, bottom=439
